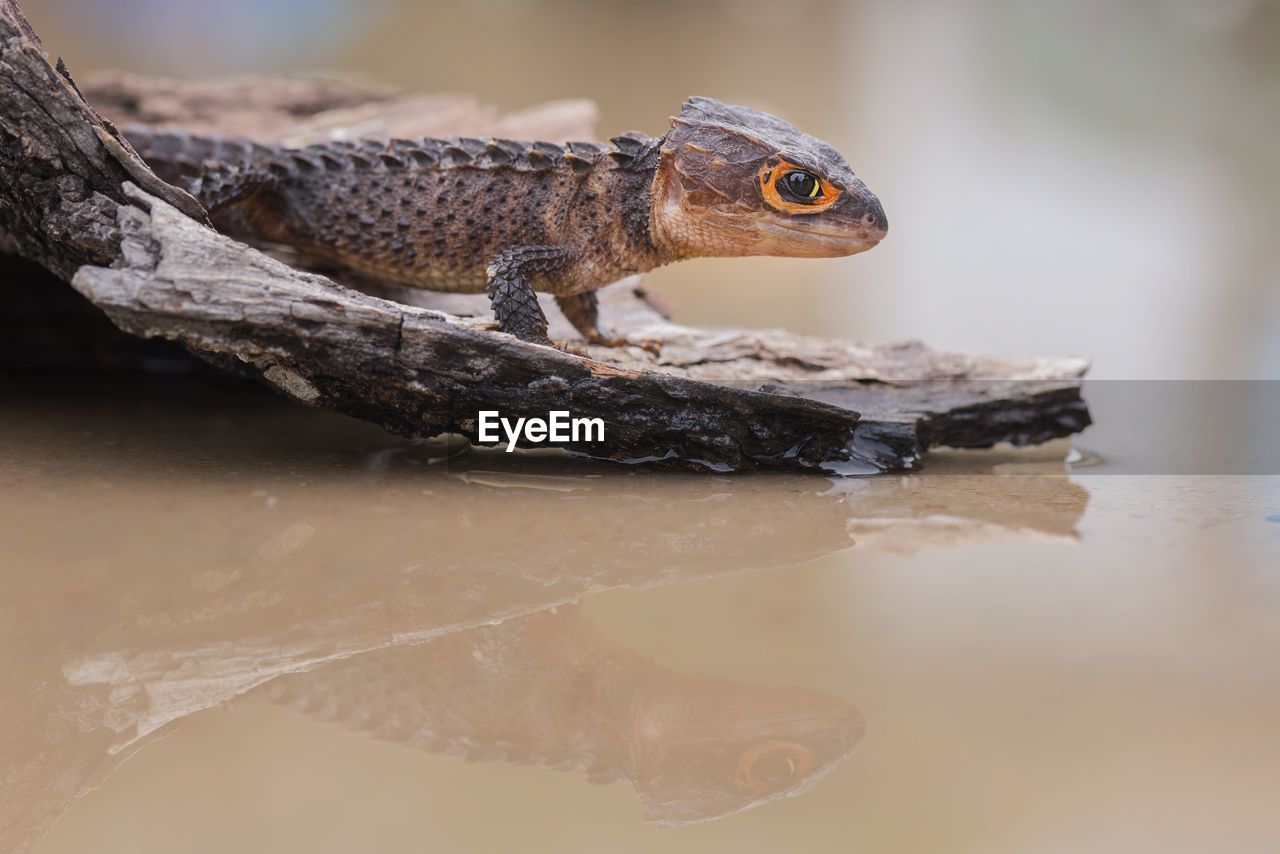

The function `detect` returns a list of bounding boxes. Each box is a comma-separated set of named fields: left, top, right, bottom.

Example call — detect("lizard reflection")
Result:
left=257, top=607, right=863, bottom=827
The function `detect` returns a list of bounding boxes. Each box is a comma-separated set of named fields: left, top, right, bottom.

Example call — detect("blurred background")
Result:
left=7, top=5, right=1280, bottom=853
left=20, top=0, right=1280, bottom=379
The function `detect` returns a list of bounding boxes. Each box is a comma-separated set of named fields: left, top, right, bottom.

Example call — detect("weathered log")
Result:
left=0, top=0, right=1090, bottom=472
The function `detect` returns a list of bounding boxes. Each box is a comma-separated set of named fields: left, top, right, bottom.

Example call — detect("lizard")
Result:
left=124, top=96, right=887, bottom=352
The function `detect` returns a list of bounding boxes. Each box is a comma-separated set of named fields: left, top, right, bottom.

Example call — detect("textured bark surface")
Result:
left=0, top=3, right=205, bottom=274
left=0, top=0, right=1090, bottom=472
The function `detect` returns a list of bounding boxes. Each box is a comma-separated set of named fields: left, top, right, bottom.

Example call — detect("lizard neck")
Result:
left=552, top=140, right=679, bottom=293
left=596, top=136, right=680, bottom=273
left=645, top=133, right=707, bottom=264
left=624, top=141, right=680, bottom=270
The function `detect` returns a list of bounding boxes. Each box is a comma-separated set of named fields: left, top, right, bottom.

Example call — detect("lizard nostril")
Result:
left=860, top=203, right=887, bottom=233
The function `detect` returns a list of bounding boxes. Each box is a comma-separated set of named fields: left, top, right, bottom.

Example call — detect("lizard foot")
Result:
left=554, top=294, right=663, bottom=356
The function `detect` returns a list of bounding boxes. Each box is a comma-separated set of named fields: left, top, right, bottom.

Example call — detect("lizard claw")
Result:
left=553, top=339, right=590, bottom=357
left=582, top=333, right=663, bottom=356
left=632, top=337, right=663, bottom=357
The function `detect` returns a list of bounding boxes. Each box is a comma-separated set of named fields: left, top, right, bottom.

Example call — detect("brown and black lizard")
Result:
left=125, top=96, right=887, bottom=352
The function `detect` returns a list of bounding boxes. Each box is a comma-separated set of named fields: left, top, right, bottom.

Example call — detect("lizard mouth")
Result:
left=752, top=216, right=886, bottom=258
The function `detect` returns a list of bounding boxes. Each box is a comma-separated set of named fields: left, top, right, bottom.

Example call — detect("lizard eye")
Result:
left=782, top=170, right=821, bottom=199
left=734, top=742, right=818, bottom=794
left=759, top=162, right=839, bottom=213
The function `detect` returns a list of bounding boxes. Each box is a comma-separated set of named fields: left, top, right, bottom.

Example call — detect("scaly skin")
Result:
left=125, top=97, right=887, bottom=350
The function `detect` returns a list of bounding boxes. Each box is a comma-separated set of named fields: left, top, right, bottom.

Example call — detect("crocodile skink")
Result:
left=127, top=97, right=887, bottom=350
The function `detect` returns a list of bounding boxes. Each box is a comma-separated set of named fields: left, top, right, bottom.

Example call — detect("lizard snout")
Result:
left=862, top=200, right=887, bottom=233
left=855, top=196, right=888, bottom=241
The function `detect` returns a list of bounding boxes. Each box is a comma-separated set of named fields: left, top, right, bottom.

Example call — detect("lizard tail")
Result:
left=122, top=125, right=276, bottom=183
left=123, top=125, right=287, bottom=213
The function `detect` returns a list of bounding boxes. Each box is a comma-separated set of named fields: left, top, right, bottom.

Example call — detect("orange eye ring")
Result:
left=759, top=160, right=840, bottom=213
left=734, top=741, right=818, bottom=794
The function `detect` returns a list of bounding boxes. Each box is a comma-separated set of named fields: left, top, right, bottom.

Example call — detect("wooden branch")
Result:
left=0, top=0, right=1090, bottom=472
left=0, top=2, right=204, bottom=276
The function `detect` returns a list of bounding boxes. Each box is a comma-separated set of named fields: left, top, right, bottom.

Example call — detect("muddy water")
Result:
left=2, top=376, right=1276, bottom=854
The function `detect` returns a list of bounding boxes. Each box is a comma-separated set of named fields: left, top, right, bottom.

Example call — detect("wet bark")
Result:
left=0, top=0, right=1089, bottom=472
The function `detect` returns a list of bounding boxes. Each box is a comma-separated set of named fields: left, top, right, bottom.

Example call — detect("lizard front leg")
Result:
left=484, top=246, right=569, bottom=347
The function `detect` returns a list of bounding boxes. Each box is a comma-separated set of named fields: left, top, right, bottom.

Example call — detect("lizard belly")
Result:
left=272, top=198, right=493, bottom=294
left=350, top=254, right=490, bottom=294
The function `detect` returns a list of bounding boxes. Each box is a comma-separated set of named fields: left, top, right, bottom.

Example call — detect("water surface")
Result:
left=3, top=377, right=1276, bottom=853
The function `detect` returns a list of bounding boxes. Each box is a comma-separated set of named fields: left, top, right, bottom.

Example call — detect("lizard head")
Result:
left=650, top=96, right=887, bottom=260
left=629, top=671, right=865, bottom=828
